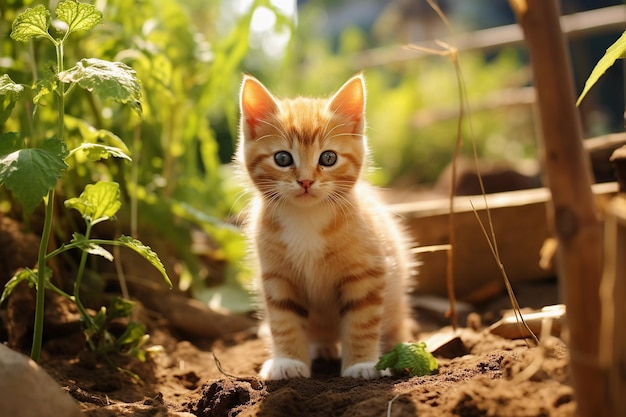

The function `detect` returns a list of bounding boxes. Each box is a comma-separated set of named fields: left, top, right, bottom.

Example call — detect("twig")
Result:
left=387, top=394, right=401, bottom=417
left=212, top=351, right=241, bottom=379
left=469, top=200, right=539, bottom=345
left=410, top=244, right=451, bottom=254
left=408, top=0, right=534, bottom=336
left=405, top=0, right=462, bottom=330
left=212, top=352, right=263, bottom=388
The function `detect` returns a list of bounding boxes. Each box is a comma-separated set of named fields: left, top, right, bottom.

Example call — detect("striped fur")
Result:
left=237, top=74, right=413, bottom=380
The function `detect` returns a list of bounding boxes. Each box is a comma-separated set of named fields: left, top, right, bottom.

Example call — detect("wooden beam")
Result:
left=353, top=5, right=626, bottom=68
left=510, top=1, right=607, bottom=416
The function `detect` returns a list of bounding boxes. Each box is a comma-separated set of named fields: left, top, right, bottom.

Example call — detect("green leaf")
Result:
left=65, top=117, right=131, bottom=154
left=116, top=321, right=149, bottom=361
left=70, top=233, right=114, bottom=261
left=577, top=31, right=626, bottom=106
left=64, top=181, right=121, bottom=223
left=58, top=58, right=142, bottom=114
left=1, top=269, right=34, bottom=305
left=10, top=5, right=53, bottom=43
left=55, top=0, right=102, bottom=36
left=1, top=75, right=25, bottom=124
left=118, top=235, right=172, bottom=288
left=117, top=323, right=147, bottom=346
left=107, top=297, right=135, bottom=320
left=33, top=68, right=58, bottom=105
left=0, top=75, right=24, bottom=99
left=70, top=143, right=131, bottom=161
left=376, top=342, right=438, bottom=377
left=1, top=268, right=52, bottom=305
left=0, top=138, right=68, bottom=214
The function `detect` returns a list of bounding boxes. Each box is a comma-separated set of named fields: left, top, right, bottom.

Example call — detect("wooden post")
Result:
left=600, top=196, right=626, bottom=415
left=508, top=1, right=608, bottom=416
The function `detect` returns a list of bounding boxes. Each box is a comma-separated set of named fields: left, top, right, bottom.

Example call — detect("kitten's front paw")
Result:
left=259, top=358, right=310, bottom=380
left=342, top=361, right=389, bottom=379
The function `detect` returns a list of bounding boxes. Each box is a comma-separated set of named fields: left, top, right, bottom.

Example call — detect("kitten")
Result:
left=237, top=74, right=413, bottom=380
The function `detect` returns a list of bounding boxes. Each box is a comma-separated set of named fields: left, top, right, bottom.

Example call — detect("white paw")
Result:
left=342, top=361, right=389, bottom=379
left=259, top=358, right=310, bottom=380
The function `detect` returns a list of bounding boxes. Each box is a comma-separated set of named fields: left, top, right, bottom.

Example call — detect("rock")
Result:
left=0, top=344, right=82, bottom=417
left=488, top=304, right=566, bottom=340
left=423, top=329, right=469, bottom=359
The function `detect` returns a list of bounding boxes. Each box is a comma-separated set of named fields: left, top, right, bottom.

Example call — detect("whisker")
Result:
left=322, top=122, right=347, bottom=142
left=256, top=117, right=290, bottom=144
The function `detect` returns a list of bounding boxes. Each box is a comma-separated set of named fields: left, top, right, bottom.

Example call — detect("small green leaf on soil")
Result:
left=376, top=342, right=439, bottom=377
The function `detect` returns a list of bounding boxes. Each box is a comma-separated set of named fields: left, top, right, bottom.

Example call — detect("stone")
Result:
left=0, top=344, right=82, bottom=417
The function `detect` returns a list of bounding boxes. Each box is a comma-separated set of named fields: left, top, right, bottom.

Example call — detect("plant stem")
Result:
left=73, top=222, right=95, bottom=328
left=31, top=189, right=55, bottom=362
left=30, top=36, right=67, bottom=362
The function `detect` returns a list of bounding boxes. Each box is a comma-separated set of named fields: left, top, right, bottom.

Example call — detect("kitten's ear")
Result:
left=326, top=74, right=365, bottom=131
left=240, top=75, right=280, bottom=138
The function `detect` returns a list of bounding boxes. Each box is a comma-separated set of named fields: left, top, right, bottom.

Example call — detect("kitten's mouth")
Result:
left=292, top=189, right=321, bottom=205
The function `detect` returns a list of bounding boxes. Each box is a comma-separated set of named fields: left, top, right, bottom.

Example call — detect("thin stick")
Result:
left=212, top=352, right=263, bottom=387
left=469, top=201, right=539, bottom=345
left=406, top=0, right=463, bottom=329
left=387, top=394, right=401, bottom=417
left=410, top=244, right=452, bottom=254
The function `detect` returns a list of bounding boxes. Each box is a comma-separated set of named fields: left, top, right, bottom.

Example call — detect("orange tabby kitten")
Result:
left=237, top=74, right=413, bottom=380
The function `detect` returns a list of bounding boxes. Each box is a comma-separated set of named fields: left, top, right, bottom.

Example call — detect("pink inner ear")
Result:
left=327, top=76, right=365, bottom=126
left=241, top=77, right=278, bottom=132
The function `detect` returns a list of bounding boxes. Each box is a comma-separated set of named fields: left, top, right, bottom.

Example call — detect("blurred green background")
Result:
left=1, top=0, right=623, bottom=310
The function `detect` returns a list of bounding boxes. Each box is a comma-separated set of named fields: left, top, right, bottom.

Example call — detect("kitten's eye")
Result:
left=274, top=151, right=293, bottom=167
left=319, top=150, right=337, bottom=167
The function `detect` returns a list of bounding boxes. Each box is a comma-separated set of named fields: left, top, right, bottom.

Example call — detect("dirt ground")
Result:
left=21, top=297, right=572, bottom=417
left=0, top=212, right=576, bottom=417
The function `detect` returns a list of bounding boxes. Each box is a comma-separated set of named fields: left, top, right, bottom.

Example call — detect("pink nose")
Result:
left=298, top=179, right=314, bottom=189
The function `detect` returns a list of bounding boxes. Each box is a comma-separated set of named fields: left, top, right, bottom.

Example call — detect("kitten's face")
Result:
left=239, top=75, right=367, bottom=208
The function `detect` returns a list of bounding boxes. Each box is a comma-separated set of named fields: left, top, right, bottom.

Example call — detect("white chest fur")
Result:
left=278, top=205, right=328, bottom=266
left=276, top=204, right=337, bottom=301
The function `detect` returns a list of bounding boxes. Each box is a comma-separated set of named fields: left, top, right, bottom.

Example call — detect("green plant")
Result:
left=0, top=0, right=171, bottom=362
left=376, top=342, right=439, bottom=377
left=577, top=31, right=626, bottom=106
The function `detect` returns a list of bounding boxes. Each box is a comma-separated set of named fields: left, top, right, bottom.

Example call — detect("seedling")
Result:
left=0, top=0, right=171, bottom=362
left=376, top=342, right=439, bottom=377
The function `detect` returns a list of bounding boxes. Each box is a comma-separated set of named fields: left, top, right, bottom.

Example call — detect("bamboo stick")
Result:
left=509, top=1, right=607, bottom=416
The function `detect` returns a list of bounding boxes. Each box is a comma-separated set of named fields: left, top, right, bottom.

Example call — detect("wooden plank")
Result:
left=351, top=5, right=626, bottom=69
left=393, top=182, right=617, bottom=302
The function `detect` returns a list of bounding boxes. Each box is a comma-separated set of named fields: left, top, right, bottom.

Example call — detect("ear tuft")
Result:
left=327, top=74, right=365, bottom=128
left=240, top=75, right=279, bottom=135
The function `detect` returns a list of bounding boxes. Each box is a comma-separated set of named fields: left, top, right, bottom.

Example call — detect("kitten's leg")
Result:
left=259, top=273, right=310, bottom=380
left=309, top=342, right=340, bottom=360
left=338, top=271, right=386, bottom=379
